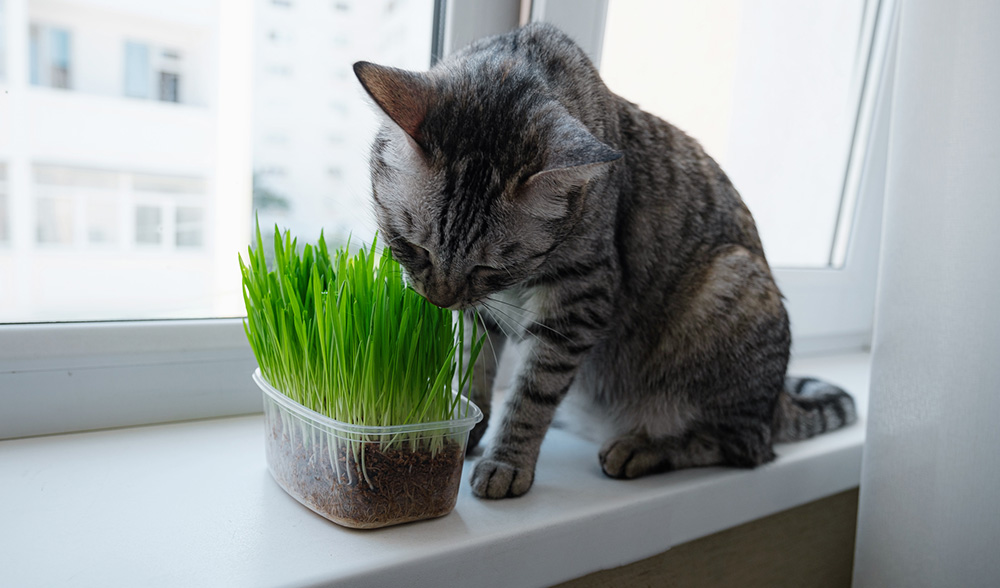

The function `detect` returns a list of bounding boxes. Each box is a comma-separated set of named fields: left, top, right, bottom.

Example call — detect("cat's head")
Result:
left=354, top=58, right=619, bottom=309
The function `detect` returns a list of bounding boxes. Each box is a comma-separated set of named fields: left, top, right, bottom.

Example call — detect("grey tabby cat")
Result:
left=354, top=23, right=856, bottom=499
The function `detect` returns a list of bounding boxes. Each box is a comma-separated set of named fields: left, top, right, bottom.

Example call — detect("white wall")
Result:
left=26, top=89, right=215, bottom=173
left=853, top=1, right=1000, bottom=585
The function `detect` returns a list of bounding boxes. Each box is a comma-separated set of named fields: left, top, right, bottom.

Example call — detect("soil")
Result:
left=265, top=411, right=466, bottom=529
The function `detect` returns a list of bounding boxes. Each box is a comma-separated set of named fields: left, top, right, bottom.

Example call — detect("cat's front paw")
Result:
left=599, top=434, right=668, bottom=479
left=470, top=457, right=534, bottom=499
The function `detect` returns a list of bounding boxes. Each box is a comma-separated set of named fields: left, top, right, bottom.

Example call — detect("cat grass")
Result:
left=240, top=220, right=483, bottom=453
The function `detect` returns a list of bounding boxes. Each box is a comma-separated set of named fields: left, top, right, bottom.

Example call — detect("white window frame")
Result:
left=0, top=0, right=893, bottom=440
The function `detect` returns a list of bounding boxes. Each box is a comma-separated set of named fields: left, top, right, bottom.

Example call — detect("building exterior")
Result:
left=251, top=0, right=433, bottom=245
left=0, top=0, right=227, bottom=321
left=0, top=0, right=432, bottom=323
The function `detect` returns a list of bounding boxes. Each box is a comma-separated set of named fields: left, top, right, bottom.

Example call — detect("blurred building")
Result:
left=0, top=0, right=432, bottom=322
left=251, top=0, right=432, bottom=245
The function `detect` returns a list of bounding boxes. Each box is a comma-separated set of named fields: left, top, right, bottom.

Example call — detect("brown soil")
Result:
left=265, top=412, right=465, bottom=529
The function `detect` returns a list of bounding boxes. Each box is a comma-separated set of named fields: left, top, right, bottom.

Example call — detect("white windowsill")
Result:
left=1, top=352, right=870, bottom=588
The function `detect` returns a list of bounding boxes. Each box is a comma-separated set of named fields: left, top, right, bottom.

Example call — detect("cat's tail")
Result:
left=772, top=377, right=858, bottom=442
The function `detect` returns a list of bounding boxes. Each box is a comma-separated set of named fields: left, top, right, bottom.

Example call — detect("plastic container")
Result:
left=254, top=369, right=483, bottom=529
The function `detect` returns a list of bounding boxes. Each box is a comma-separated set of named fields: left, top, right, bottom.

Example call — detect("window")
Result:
left=156, top=49, right=182, bottom=102
left=133, top=173, right=206, bottom=250
left=0, top=0, right=7, bottom=81
left=135, top=205, right=162, bottom=245
left=0, top=164, right=8, bottom=244
left=159, top=71, right=179, bottom=102
left=124, top=41, right=150, bottom=98
left=124, top=42, right=182, bottom=103
left=34, top=166, right=119, bottom=247
left=175, top=207, right=204, bottom=247
left=36, top=196, right=74, bottom=244
left=34, top=192, right=121, bottom=246
left=86, top=195, right=118, bottom=244
left=5, top=0, right=886, bottom=440
left=26, top=165, right=204, bottom=254
left=30, top=25, right=72, bottom=89
left=50, top=28, right=70, bottom=88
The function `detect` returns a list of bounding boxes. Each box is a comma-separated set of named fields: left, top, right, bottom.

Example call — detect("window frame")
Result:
left=0, top=0, right=893, bottom=440
left=28, top=23, right=71, bottom=89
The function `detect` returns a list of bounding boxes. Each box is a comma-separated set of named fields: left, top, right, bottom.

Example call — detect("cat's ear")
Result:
left=518, top=115, right=621, bottom=219
left=354, top=61, right=433, bottom=145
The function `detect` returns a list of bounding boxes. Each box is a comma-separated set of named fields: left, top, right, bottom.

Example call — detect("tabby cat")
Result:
left=354, top=23, right=856, bottom=499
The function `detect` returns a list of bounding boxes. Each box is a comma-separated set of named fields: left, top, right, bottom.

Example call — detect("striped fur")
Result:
left=774, top=377, right=858, bottom=442
left=355, top=24, right=857, bottom=499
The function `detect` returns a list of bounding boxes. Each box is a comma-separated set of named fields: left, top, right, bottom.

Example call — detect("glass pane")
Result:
left=50, top=28, right=71, bottom=89
left=1, top=0, right=434, bottom=323
left=158, top=71, right=179, bottom=102
left=175, top=206, right=203, bottom=247
left=600, top=0, right=867, bottom=268
left=37, top=197, right=74, bottom=244
left=29, top=24, right=40, bottom=85
left=86, top=195, right=119, bottom=244
left=135, top=205, right=162, bottom=245
left=124, top=41, right=150, bottom=98
left=0, top=192, right=8, bottom=243
left=0, top=0, right=6, bottom=81
left=0, top=163, right=8, bottom=244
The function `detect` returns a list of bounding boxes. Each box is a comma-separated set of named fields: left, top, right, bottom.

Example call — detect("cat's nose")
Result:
left=425, top=290, right=459, bottom=309
left=424, top=281, right=463, bottom=309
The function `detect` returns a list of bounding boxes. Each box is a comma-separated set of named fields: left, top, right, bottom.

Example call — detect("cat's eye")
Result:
left=392, top=238, right=431, bottom=268
left=471, top=265, right=508, bottom=282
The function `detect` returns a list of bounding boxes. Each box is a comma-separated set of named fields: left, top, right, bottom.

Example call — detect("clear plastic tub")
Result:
left=254, top=369, right=483, bottom=529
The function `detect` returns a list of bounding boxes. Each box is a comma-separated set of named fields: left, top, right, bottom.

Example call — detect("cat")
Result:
left=353, top=23, right=857, bottom=499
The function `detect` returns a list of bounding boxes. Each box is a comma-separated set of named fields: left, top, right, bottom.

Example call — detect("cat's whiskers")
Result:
left=485, top=295, right=539, bottom=315
left=485, top=297, right=571, bottom=342
left=479, top=301, right=519, bottom=340
left=474, top=311, right=502, bottom=378
left=481, top=298, right=571, bottom=347
left=480, top=300, right=525, bottom=334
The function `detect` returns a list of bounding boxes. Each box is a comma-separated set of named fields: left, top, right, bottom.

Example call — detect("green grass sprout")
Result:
left=241, top=219, right=484, bottom=483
